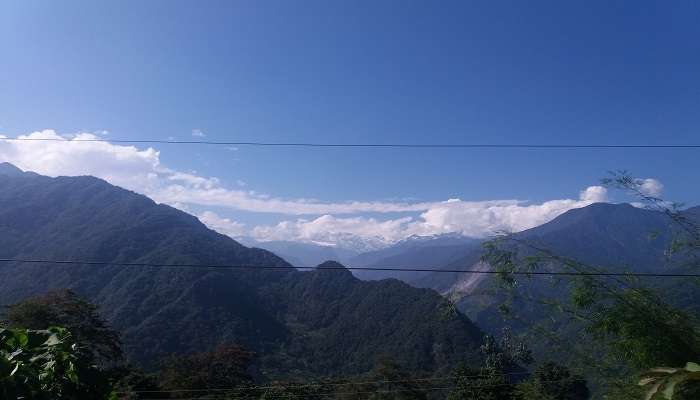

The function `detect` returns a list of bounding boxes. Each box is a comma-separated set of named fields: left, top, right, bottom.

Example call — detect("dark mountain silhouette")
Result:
left=0, top=164, right=484, bottom=376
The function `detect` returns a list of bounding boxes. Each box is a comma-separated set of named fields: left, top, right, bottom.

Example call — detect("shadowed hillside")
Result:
left=0, top=164, right=484, bottom=376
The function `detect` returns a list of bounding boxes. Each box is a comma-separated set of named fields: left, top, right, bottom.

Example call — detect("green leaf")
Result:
left=43, top=360, right=56, bottom=371
left=8, top=349, right=23, bottom=360
left=639, top=377, right=658, bottom=386
left=10, top=362, right=20, bottom=376
left=16, top=332, right=29, bottom=348
left=686, top=362, right=700, bottom=372
left=43, top=334, right=62, bottom=347
left=660, top=375, right=684, bottom=399
left=643, top=381, right=663, bottom=400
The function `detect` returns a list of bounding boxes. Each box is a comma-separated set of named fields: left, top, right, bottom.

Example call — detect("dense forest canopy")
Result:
left=0, top=168, right=484, bottom=376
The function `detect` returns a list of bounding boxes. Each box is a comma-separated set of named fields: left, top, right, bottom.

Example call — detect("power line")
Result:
left=145, top=387, right=455, bottom=400
left=0, top=258, right=698, bottom=278
left=117, top=371, right=531, bottom=394
left=120, top=375, right=584, bottom=398
left=3, top=137, right=700, bottom=149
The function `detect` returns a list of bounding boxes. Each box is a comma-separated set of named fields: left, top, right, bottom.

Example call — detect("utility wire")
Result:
left=3, top=137, right=700, bottom=149
left=117, top=371, right=531, bottom=394
left=0, top=258, right=698, bottom=277
left=121, top=376, right=583, bottom=398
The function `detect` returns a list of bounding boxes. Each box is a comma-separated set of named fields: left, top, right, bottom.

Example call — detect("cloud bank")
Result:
left=243, top=189, right=609, bottom=248
left=0, top=130, right=431, bottom=215
left=0, top=129, right=659, bottom=248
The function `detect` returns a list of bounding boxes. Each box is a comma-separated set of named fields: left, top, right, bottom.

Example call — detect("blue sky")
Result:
left=1, top=1, right=699, bottom=248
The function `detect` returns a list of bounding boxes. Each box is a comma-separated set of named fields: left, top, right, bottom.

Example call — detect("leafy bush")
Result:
left=0, top=326, right=113, bottom=399
left=157, top=344, right=255, bottom=398
left=3, top=289, right=123, bottom=367
left=517, top=362, right=589, bottom=400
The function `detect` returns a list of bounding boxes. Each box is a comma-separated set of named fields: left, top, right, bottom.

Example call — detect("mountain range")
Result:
left=0, top=163, right=484, bottom=376
left=413, top=202, right=700, bottom=344
left=244, top=233, right=482, bottom=284
left=257, top=187, right=700, bottom=349
left=1, top=162, right=697, bottom=380
left=237, top=238, right=359, bottom=268
left=346, top=233, right=481, bottom=282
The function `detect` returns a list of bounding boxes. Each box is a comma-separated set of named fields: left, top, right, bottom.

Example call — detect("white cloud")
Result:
left=167, top=172, right=220, bottom=189
left=192, top=129, right=206, bottom=137
left=155, top=185, right=432, bottom=214
left=1, top=130, right=617, bottom=248
left=247, top=188, right=608, bottom=246
left=639, top=178, right=663, bottom=197
left=197, top=211, right=246, bottom=237
left=0, top=130, right=432, bottom=215
left=251, top=215, right=413, bottom=250
left=579, top=185, right=608, bottom=203
left=406, top=189, right=604, bottom=237
left=0, top=130, right=163, bottom=195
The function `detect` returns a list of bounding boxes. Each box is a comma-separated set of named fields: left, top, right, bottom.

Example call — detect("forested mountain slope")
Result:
left=417, top=203, right=678, bottom=292
left=0, top=163, right=484, bottom=376
left=416, top=202, right=699, bottom=334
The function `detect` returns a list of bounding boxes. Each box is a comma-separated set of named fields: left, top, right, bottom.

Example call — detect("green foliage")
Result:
left=256, top=381, right=334, bottom=400
left=3, top=289, right=124, bottom=367
left=109, top=367, right=162, bottom=399
left=448, top=366, right=513, bottom=400
left=480, top=328, right=532, bottom=372
left=639, top=362, right=700, bottom=400
left=357, top=355, right=428, bottom=400
left=516, top=362, right=589, bottom=400
left=485, top=236, right=700, bottom=364
left=158, top=344, right=255, bottom=399
left=448, top=328, right=533, bottom=400
left=478, top=172, right=700, bottom=398
left=483, top=237, right=700, bottom=395
left=585, top=289, right=700, bottom=371
left=262, top=266, right=484, bottom=376
left=253, top=356, right=434, bottom=400
left=256, top=356, right=435, bottom=400
left=0, top=326, right=113, bottom=399
left=602, top=171, right=700, bottom=254
left=0, top=172, right=485, bottom=375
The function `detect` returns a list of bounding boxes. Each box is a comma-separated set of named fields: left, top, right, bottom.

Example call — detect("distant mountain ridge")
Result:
left=412, top=202, right=699, bottom=332
left=238, top=238, right=359, bottom=268
left=0, top=162, right=25, bottom=176
left=348, top=233, right=481, bottom=282
left=0, top=164, right=484, bottom=376
left=240, top=231, right=482, bottom=283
